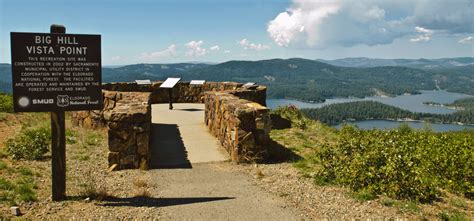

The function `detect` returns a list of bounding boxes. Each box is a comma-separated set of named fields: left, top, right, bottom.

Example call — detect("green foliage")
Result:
left=78, top=155, right=90, bottom=161
left=0, top=176, right=37, bottom=206
left=0, top=160, right=7, bottom=170
left=0, top=93, right=13, bottom=113
left=316, top=125, right=473, bottom=202
left=272, top=105, right=313, bottom=130
left=446, top=97, right=474, bottom=110
left=84, top=132, right=102, bottom=146
left=0, top=149, right=7, bottom=158
left=18, top=167, right=34, bottom=176
left=438, top=210, right=469, bottom=221
left=380, top=197, right=397, bottom=207
left=449, top=198, right=468, bottom=209
left=5, top=126, right=51, bottom=160
left=301, top=101, right=474, bottom=125
left=66, top=129, right=77, bottom=144
left=2, top=59, right=474, bottom=99
left=185, top=58, right=440, bottom=101
left=399, top=201, right=420, bottom=214
left=350, top=189, right=377, bottom=202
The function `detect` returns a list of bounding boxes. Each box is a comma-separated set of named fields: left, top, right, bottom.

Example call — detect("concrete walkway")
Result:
left=150, top=103, right=228, bottom=168
left=149, top=162, right=306, bottom=220
left=144, top=104, right=305, bottom=220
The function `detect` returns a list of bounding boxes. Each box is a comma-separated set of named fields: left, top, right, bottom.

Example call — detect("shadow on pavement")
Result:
left=149, top=123, right=192, bottom=169
left=97, top=196, right=235, bottom=207
left=175, top=108, right=204, bottom=112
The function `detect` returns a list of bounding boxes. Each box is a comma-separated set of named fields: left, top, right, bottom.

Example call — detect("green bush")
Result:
left=272, top=105, right=311, bottom=130
left=5, top=126, right=51, bottom=160
left=316, top=125, right=473, bottom=202
left=0, top=176, right=37, bottom=205
left=0, top=93, right=13, bottom=113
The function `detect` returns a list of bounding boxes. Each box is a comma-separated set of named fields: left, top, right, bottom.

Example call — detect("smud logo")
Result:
left=57, top=95, right=70, bottom=107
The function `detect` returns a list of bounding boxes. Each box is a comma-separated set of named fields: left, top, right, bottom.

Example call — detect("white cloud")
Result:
left=411, top=0, right=474, bottom=34
left=139, top=44, right=177, bottom=61
left=238, top=38, right=271, bottom=51
left=185, top=40, right=207, bottom=57
left=210, top=45, right=220, bottom=51
left=410, top=35, right=431, bottom=42
left=410, top=26, right=433, bottom=42
left=111, top=56, right=122, bottom=61
left=267, top=0, right=473, bottom=48
left=458, top=36, right=473, bottom=44
left=224, top=50, right=231, bottom=54
left=414, top=26, right=433, bottom=35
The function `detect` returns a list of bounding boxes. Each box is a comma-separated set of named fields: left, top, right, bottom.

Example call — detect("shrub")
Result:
left=316, top=125, right=473, bottom=202
left=0, top=176, right=37, bottom=206
left=272, top=105, right=311, bottom=130
left=5, top=126, right=51, bottom=160
left=0, top=93, right=13, bottom=113
left=84, top=132, right=101, bottom=147
left=66, top=129, right=77, bottom=144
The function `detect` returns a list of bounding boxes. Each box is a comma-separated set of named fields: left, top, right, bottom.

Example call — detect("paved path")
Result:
left=146, top=103, right=305, bottom=220
left=150, top=103, right=228, bottom=168
left=149, top=162, right=305, bottom=220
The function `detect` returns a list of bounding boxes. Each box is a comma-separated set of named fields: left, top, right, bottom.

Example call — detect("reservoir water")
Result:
left=267, top=90, right=474, bottom=132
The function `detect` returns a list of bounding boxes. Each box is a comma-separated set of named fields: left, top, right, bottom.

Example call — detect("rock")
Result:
left=136, top=133, right=149, bottom=155
left=108, top=163, right=118, bottom=172
left=108, top=152, right=120, bottom=166
left=10, top=206, right=21, bottom=216
left=84, top=197, right=91, bottom=202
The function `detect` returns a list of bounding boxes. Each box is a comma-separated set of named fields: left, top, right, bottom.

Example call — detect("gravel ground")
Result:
left=1, top=114, right=472, bottom=219
left=234, top=163, right=418, bottom=220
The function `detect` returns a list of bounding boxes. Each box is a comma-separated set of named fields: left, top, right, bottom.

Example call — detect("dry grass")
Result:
left=78, top=169, right=112, bottom=200
left=254, top=166, right=265, bottom=179
left=133, top=179, right=148, bottom=188
left=134, top=189, right=151, bottom=198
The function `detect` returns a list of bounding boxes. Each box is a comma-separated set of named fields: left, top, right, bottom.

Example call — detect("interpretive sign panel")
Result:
left=190, top=80, right=205, bottom=85
left=160, top=77, right=181, bottom=88
left=243, top=82, right=256, bottom=87
left=10, top=32, right=102, bottom=112
left=135, top=79, right=152, bottom=85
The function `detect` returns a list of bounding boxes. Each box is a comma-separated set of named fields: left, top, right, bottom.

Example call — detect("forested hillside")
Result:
left=301, top=100, right=474, bottom=125
left=1, top=58, right=473, bottom=102
left=184, top=58, right=437, bottom=102
left=318, top=57, right=474, bottom=69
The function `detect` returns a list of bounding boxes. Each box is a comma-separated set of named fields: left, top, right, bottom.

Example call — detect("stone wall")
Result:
left=102, top=81, right=266, bottom=106
left=204, top=91, right=272, bottom=162
left=72, top=90, right=151, bottom=169
left=72, top=81, right=270, bottom=168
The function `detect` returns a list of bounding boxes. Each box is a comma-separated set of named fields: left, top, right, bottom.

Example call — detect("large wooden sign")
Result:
left=10, top=32, right=102, bottom=112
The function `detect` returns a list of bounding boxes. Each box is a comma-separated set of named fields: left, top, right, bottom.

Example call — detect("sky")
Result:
left=0, top=0, right=473, bottom=65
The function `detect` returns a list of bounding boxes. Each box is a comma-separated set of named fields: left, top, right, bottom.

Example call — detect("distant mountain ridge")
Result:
left=1, top=58, right=473, bottom=102
left=317, top=57, right=474, bottom=69
left=102, top=63, right=210, bottom=82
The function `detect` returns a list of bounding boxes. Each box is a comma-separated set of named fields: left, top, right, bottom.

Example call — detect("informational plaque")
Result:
left=135, top=79, right=152, bottom=85
left=10, top=32, right=102, bottom=112
left=243, top=82, right=256, bottom=87
left=159, top=77, right=181, bottom=88
left=190, top=80, right=205, bottom=85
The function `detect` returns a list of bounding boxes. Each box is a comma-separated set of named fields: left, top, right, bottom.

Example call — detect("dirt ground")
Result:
left=0, top=113, right=472, bottom=219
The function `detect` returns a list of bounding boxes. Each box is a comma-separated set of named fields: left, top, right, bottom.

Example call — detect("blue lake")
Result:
left=266, top=90, right=474, bottom=132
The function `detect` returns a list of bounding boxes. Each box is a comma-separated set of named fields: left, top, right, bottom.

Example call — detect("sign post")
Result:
left=50, top=24, right=66, bottom=201
left=159, top=77, right=181, bottom=110
left=10, top=25, right=102, bottom=201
